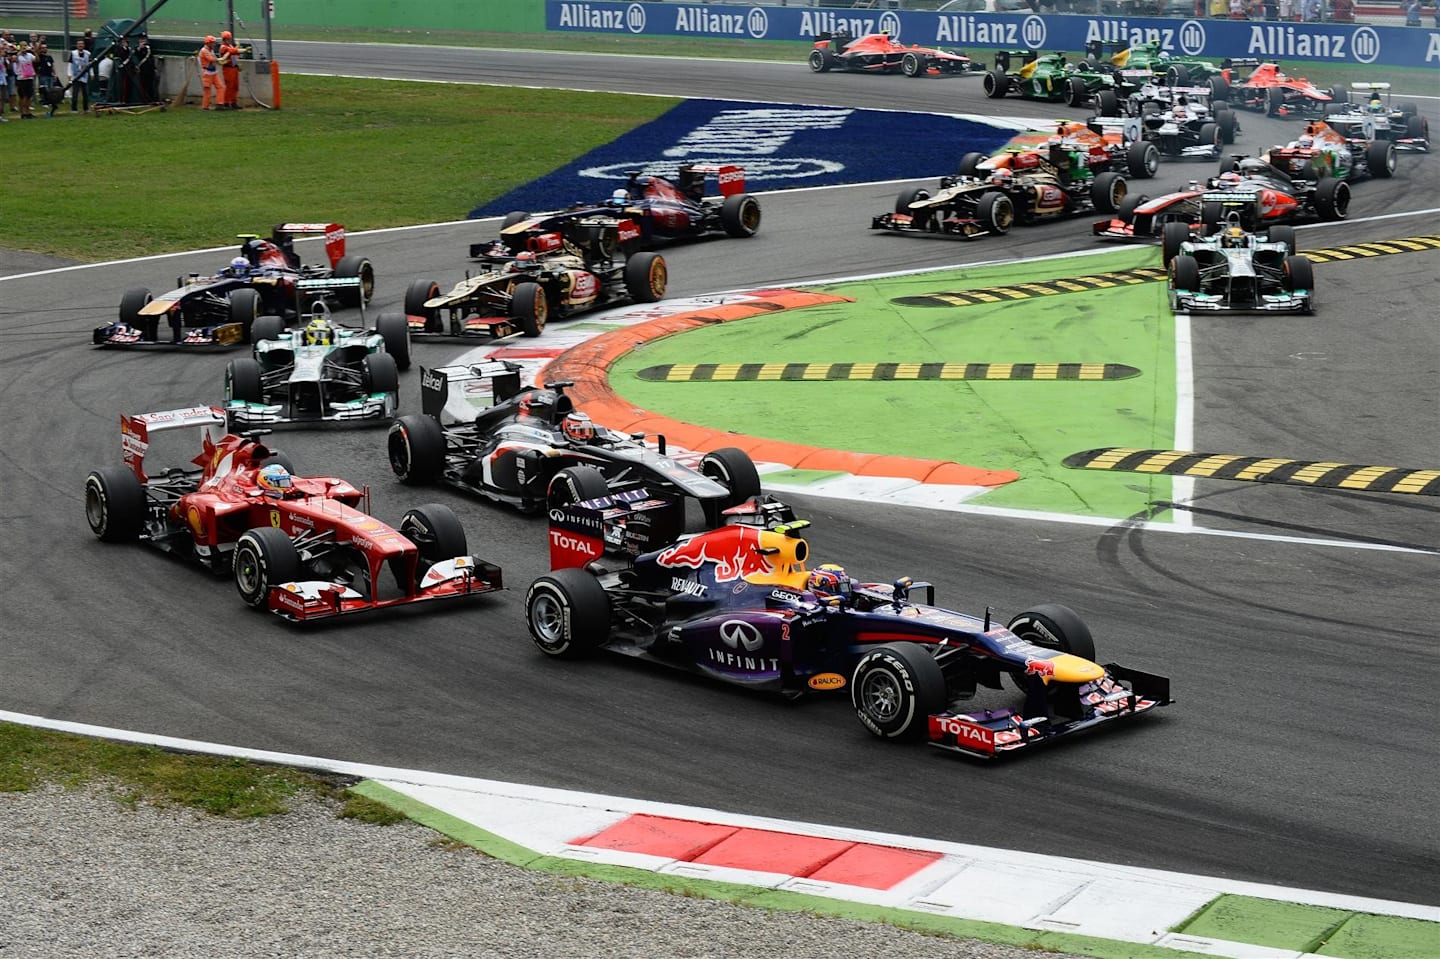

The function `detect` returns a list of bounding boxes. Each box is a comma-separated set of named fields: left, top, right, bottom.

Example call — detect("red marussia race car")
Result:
left=808, top=31, right=984, bottom=77
left=84, top=407, right=501, bottom=622
left=527, top=492, right=1169, bottom=759
left=1226, top=60, right=1348, bottom=117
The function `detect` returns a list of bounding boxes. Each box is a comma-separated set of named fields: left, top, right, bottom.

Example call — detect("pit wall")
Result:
left=93, top=0, right=1439, bottom=68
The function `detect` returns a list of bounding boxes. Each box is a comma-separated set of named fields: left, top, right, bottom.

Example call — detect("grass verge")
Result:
left=0, top=720, right=404, bottom=824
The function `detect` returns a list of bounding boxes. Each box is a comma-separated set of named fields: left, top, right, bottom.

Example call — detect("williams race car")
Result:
left=223, top=290, right=412, bottom=429
left=526, top=492, right=1170, bottom=760
left=411, top=219, right=666, bottom=340
left=93, top=223, right=375, bottom=349
left=808, top=31, right=984, bottom=77
left=1111, top=85, right=1240, bottom=160
left=1167, top=221, right=1314, bottom=314
left=84, top=407, right=501, bottom=622
left=387, top=361, right=762, bottom=520
left=474, top=164, right=760, bottom=259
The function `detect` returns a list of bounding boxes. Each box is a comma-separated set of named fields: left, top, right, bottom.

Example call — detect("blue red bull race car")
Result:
left=525, top=492, right=1170, bottom=759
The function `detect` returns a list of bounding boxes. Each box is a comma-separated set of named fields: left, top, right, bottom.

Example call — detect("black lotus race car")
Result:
left=474, top=164, right=760, bottom=259
left=386, top=361, right=762, bottom=519
left=526, top=493, right=1170, bottom=759
left=94, top=222, right=375, bottom=349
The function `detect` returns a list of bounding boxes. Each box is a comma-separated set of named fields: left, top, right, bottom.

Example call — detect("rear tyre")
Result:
left=388, top=413, right=446, bottom=485
left=404, top=278, right=442, bottom=332
left=623, top=251, right=667, bottom=303
left=1314, top=176, right=1350, bottom=221
left=1169, top=253, right=1201, bottom=294
left=510, top=281, right=549, bottom=338
left=233, top=526, right=302, bottom=609
left=719, top=194, right=762, bottom=237
left=400, top=503, right=468, bottom=585
left=228, top=288, right=260, bottom=343
left=225, top=357, right=264, bottom=404
left=983, top=69, right=1008, bottom=98
left=977, top=191, right=1014, bottom=235
left=332, top=255, right=375, bottom=307
left=119, top=287, right=152, bottom=327
left=85, top=466, right=145, bottom=542
left=1366, top=139, right=1396, bottom=179
left=958, top=151, right=986, bottom=179
left=1208, top=75, right=1230, bottom=102
left=851, top=643, right=947, bottom=742
left=1161, top=221, right=1192, bottom=266
left=374, top=312, right=412, bottom=370
left=526, top=568, right=611, bottom=659
left=547, top=465, right=610, bottom=510
left=1090, top=171, right=1126, bottom=214
left=1065, top=76, right=1088, bottom=108
left=808, top=49, right=830, bottom=73
left=1096, top=89, right=1121, bottom=118
left=1127, top=140, right=1159, bottom=178
left=700, top=447, right=761, bottom=508
left=1007, top=604, right=1097, bottom=662
left=250, top=315, right=286, bottom=344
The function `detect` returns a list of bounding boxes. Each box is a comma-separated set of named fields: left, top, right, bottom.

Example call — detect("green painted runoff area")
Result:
left=1175, top=895, right=1440, bottom=959
left=612, top=248, right=1178, bottom=520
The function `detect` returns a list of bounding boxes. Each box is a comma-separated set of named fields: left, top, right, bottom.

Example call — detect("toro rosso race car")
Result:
left=1167, top=220, right=1314, bottom=314
left=808, top=31, right=983, bottom=77
left=84, top=407, right=501, bottom=622
left=223, top=289, right=412, bottom=429
left=93, top=223, right=375, bottom=349
left=410, top=220, right=666, bottom=340
left=526, top=493, right=1170, bottom=759
left=387, top=361, right=761, bottom=520
left=474, top=164, right=761, bottom=260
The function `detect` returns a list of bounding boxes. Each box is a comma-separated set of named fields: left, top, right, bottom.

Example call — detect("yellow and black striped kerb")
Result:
left=1063, top=448, right=1440, bottom=497
left=1302, top=235, right=1440, bottom=263
left=894, top=268, right=1169, bottom=308
left=636, top=362, right=1140, bottom=382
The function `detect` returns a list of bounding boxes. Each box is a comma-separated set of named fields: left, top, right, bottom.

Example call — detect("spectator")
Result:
left=14, top=41, right=35, bottom=118
left=35, top=41, right=55, bottom=112
left=1331, top=0, right=1354, bottom=20
left=2, top=33, right=16, bottom=114
left=1210, top=0, right=1227, bottom=15
left=110, top=35, right=132, bottom=104
left=1263, top=0, right=1278, bottom=17
left=67, top=38, right=91, bottom=112
left=1230, top=0, right=1248, bottom=18
left=1401, top=0, right=1421, bottom=24
left=134, top=33, right=157, bottom=102
left=1302, top=0, right=1320, bottom=19
left=1278, top=0, right=1294, bottom=18
left=0, top=40, right=10, bottom=121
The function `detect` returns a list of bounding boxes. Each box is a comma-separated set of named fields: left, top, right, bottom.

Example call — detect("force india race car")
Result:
left=875, top=147, right=1129, bottom=240
left=977, top=121, right=1161, bottom=179
left=474, top=164, right=761, bottom=260
left=387, top=361, right=761, bottom=520
left=83, top=407, right=501, bottom=622
left=1260, top=119, right=1398, bottom=184
left=1226, top=60, right=1347, bottom=117
left=807, top=31, right=984, bottom=77
left=409, top=219, right=667, bottom=340
left=526, top=492, right=1170, bottom=759
left=93, top=223, right=375, bottom=349
left=1167, top=221, right=1314, bottom=314
left=223, top=288, right=412, bottom=429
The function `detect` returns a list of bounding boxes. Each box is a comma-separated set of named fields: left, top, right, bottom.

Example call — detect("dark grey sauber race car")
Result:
left=386, top=361, right=762, bottom=519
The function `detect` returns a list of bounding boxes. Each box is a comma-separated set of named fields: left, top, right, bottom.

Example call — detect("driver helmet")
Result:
left=1296, top=135, right=1315, bottom=148
left=1367, top=96, right=1383, bottom=114
left=517, top=388, right=558, bottom=423
left=1237, top=157, right=1268, bottom=175
left=303, top=317, right=334, bottom=347
left=1218, top=171, right=1243, bottom=185
left=510, top=250, right=540, bottom=272
left=561, top=411, right=595, bottom=443
left=229, top=256, right=249, bottom=273
left=1221, top=226, right=1247, bottom=248
left=990, top=168, right=1014, bottom=185
left=607, top=188, right=630, bottom=208
left=806, top=564, right=852, bottom=602
left=256, top=463, right=293, bottom=497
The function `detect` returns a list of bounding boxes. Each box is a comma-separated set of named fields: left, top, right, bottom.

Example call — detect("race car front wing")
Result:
left=265, top=555, right=503, bottom=623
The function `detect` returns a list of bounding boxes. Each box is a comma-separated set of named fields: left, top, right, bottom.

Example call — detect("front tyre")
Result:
left=526, top=568, right=611, bottom=659
left=85, top=466, right=145, bottom=542
left=404, top=278, right=442, bottom=333
left=547, top=465, right=611, bottom=510
left=399, top=503, right=468, bottom=585
left=851, top=643, right=947, bottom=741
left=233, top=526, right=303, bottom=609
left=623, top=252, right=667, bottom=303
left=1007, top=604, right=1097, bottom=662
left=225, top=357, right=264, bottom=405
left=510, top=281, right=549, bottom=338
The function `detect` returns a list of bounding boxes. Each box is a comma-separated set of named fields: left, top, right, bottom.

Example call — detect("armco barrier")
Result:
left=547, top=2, right=1440, bottom=68
left=92, top=0, right=545, bottom=33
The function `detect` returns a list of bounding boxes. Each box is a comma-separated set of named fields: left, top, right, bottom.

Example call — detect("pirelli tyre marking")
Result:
left=1300, top=235, right=1440, bottom=262
left=1063, top=448, right=1440, bottom=497
left=636, top=362, right=1141, bottom=382
left=894, top=269, right=1169, bottom=308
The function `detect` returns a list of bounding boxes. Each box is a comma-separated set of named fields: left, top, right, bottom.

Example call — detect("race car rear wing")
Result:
left=679, top=163, right=747, bottom=198
left=419, top=361, right=525, bottom=423
left=294, top=276, right=365, bottom=320
left=120, top=406, right=227, bottom=483
left=272, top=222, right=347, bottom=268
left=994, top=49, right=1040, bottom=71
left=548, top=487, right=686, bottom=570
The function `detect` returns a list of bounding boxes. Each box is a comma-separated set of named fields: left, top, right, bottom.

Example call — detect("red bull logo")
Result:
left=656, top=526, right=772, bottom=583
left=1024, top=658, right=1056, bottom=679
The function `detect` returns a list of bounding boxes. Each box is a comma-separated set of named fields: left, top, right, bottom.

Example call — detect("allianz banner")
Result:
left=546, top=2, right=1440, bottom=69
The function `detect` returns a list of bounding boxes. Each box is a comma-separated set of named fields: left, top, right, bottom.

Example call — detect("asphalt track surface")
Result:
left=2, top=43, right=1437, bottom=905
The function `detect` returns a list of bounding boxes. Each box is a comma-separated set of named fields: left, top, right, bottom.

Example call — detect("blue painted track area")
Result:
left=469, top=98, right=1014, bottom=217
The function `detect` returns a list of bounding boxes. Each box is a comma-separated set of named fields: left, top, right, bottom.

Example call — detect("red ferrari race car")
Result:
left=527, top=492, right=1169, bottom=759
left=83, top=407, right=501, bottom=622
left=808, top=31, right=984, bottom=77
left=1226, top=60, right=1348, bottom=117
left=473, top=164, right=760, bottom=259
left=93, top=223, right=375, bottom=349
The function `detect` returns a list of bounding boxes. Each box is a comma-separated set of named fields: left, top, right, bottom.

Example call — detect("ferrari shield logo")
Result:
left=270, top=510, right=281, bottom=528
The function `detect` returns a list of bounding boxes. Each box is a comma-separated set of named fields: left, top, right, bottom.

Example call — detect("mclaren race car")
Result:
left=807, top=31, right=983, bottom=77
left=526, top=493, right=1170, bottom=760
left=411, top=220, right=666, bottom=340
left=386, top=361, right=761, bottom=520
left=93, top=223, right=374, bottom=349
left=474, top=164, right=761, bottom=259
left=223, top=290, right=412, bottom=429
left=1167, top=220, right=1314, bottom=314
left=83, top=407, right=501, bottom=622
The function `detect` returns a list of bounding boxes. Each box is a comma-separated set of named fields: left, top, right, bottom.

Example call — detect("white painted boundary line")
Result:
left=1173, top=313, right=1196, bottom=532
